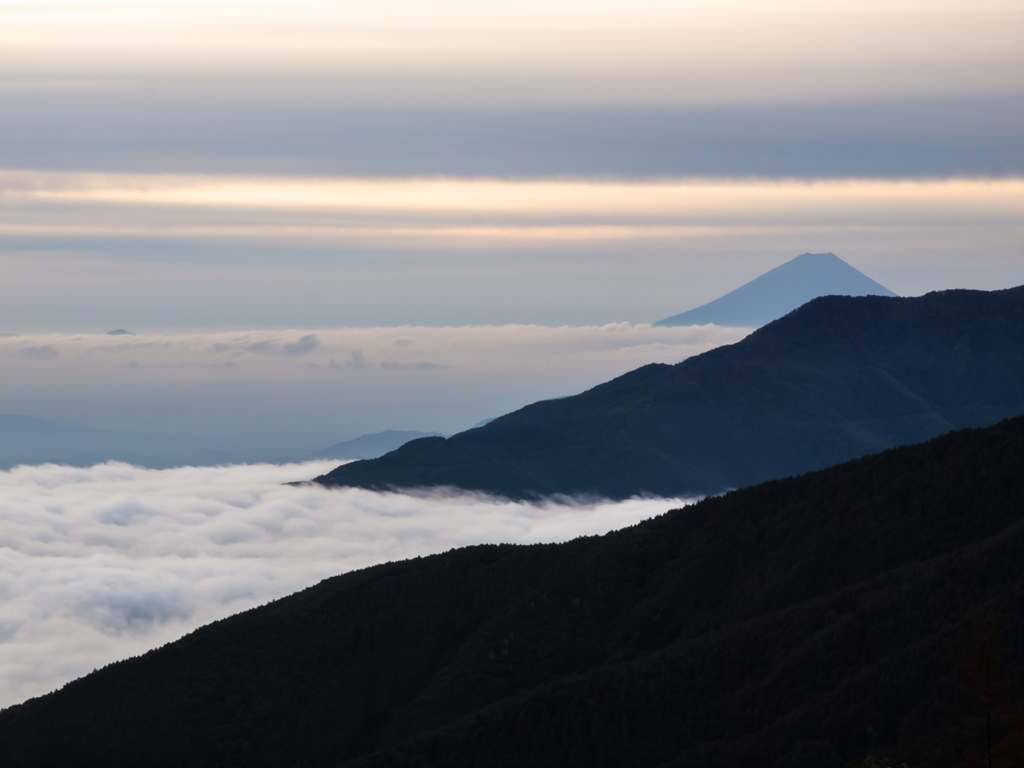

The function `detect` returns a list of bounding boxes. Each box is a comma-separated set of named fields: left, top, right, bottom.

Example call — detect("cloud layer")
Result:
left=0, top=324, right=750, bottom=441
left=0, top=459, right=692, bottom=709
left=2, top=174, right=1022, bottom=332
left=3, top=2, right=1020, bottom=107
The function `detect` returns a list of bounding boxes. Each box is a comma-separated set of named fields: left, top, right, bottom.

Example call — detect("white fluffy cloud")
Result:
left=0, top=459, right=693, bottom=709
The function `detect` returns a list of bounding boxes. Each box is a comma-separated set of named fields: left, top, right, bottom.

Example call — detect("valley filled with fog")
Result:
left=0, top=459, right=692, bottom=708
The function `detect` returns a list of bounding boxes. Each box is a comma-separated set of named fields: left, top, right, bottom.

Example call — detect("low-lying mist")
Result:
left=0, top=459, right=694, bottom=709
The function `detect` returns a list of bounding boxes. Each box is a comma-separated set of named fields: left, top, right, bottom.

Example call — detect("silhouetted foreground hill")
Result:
left=316, top=287, right=1024, bottom=500
left=2, top=418, right=1022, bottom=767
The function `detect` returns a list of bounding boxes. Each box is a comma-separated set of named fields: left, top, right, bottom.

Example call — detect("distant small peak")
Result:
left=794, top=252, right=839, bottom=260
left=106, top=329, right=135, bottom=336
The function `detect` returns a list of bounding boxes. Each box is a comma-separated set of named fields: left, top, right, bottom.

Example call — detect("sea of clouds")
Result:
left=0, top=459, right=694, bottom=709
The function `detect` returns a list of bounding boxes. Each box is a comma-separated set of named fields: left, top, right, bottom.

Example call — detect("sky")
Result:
left=1, top=0, right=1021, bottom=338
left=2, top=0, right=1020, bottom=436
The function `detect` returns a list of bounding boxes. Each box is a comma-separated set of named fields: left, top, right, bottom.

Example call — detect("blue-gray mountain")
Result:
left=306, top=430, right=443, bottom=461
left=655, top=252, right=897, bottom=328
left=316, top=287, right=1023, bottom=500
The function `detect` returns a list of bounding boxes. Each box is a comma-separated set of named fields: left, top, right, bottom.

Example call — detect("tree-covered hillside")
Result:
left=316, top=287, right=1023, bottom=500
left=1, top=417, right=1021, bottom=767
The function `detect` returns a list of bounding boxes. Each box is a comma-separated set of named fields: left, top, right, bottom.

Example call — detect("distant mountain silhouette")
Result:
left=316, top=287, right=1023, bottom=500
left=105, top=329, right=134, bottom=336
left=655, top=252, right=897, bottom=327
left=2, top=417, right=1020, bottom=767
left=306, top=430, right=443, bottom=460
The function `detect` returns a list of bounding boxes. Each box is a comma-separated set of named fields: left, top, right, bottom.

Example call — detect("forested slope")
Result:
left=317, top=287, right=1024, bottom=499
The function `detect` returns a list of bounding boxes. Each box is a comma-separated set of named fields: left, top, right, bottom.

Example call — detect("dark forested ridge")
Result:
left=315, top=287, right=1024, bottom=500
left=2, top=417, right=1022, bottom=768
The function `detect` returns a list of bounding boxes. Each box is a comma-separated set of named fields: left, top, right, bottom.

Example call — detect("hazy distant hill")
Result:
left=0, top=415, right=440, bottom=470
left=307, top=430, right=443, bottom=460
left=316, top=287, right=1023, bottom=500
left=655, top=252, right=897, bottom=328
left=0, top=415, right=333, bottom=469
left=0, top=415, right=201, bottom=469
left=2, top=418, right=1020, bottom=767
